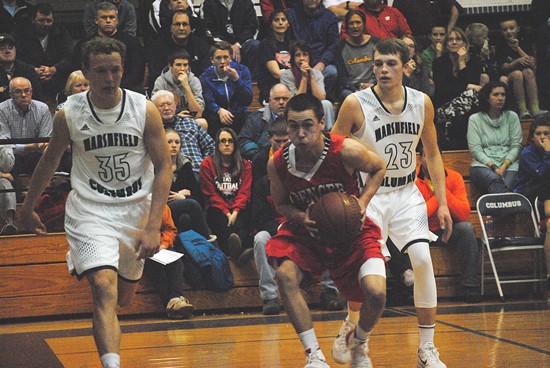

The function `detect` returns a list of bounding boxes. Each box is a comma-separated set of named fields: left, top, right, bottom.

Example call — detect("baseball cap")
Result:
left=0, top=33, right=15, bottom=46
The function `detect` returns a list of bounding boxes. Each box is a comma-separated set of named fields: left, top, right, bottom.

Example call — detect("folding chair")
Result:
left=534, top=196, right=544, bottom=224
left=476, top=193, right=546, bottom=301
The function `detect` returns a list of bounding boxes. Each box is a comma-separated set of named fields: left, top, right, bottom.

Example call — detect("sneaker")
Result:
left=320, top=288, right=346, bottom=311
left=305, top=349, right=329, bottom=368
left=262, top=298, right=281, bottom=315
left=347, top=331, right=372, bottom=368
left=237, top=247, right=254, bottom=267
left=1, top=223, right=17, bottom=235
left=520, top=111, right=532, bottom=119
left=227, top=233, right=242, bottom=260
left=533, top=110, right=549, bottom=118
left=166, top=296, right=194, bottom=319
left=331, top=319, right=355, bottom=364
left=417, top=342, right=447, bottom=368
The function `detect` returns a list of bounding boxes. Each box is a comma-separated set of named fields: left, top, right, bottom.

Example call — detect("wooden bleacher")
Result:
left=0, top=119, right=540, bottom=320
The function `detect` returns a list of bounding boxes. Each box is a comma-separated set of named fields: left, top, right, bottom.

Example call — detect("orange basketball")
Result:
left=308, top=191, right=363, bottom=245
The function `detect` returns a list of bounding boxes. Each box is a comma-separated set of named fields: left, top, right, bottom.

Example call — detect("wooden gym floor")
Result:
left=1, top=299, right=549, bottom=368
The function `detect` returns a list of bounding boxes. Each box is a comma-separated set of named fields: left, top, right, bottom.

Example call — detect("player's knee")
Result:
left=408, top=247, right=433, bottom=272
left=87, top=269, right=117, bottom=301
left=275, top=261, right=301, bottom=289
left=365, top=287, right=386, bottom=312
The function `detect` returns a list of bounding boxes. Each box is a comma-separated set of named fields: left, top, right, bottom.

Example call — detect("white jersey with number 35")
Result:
left=64, top=89, right=154, bottom=203
left=352, top=86, right=425, bottom=194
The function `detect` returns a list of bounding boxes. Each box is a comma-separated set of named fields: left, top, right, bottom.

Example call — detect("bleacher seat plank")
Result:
left=0, top=233, right=67, bottom=265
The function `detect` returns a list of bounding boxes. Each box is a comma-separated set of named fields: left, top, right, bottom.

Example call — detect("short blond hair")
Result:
left=64, top=70, right=88, bottom=96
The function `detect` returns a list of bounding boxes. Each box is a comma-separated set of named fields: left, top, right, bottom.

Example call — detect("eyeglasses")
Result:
left=157, top=102, right=175, bottom=108
left=220, top=138, right=234, bottom=144
left=0, top=45, right=15, bottom=51
left=11, top=88, right=32, bottom=96
left=534, top=131, right=550, bottom=136
left=447, top=37, right=463, bottom=43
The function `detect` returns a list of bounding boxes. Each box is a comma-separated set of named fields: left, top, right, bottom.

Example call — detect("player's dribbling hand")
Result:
left=136, top=230, right=161, bottom=259
left=304, top=202, right=319, bottom=239
left=16, top=210, right=47, bottom=235
left=351, top=195, right=367, bottom=222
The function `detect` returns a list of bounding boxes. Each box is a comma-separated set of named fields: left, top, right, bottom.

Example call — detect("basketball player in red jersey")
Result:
left=266, top=93, right=386, bottom=368
left=332, top=38, right=453, bottom=368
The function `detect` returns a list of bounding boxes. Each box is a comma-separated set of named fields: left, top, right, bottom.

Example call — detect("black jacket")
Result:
left=147, top=31, right=212, bottom=92
left=0, top=60, right=42, bottom=103
left=72, top=32, right=145, bottom=93
left=201, top=0, right=258, bottom=45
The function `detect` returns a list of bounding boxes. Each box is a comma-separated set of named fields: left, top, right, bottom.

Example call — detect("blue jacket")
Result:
left=238, top=105, right=277, bottom=161
left=287, top=4, right=339, bottom=66
left=514, top=144, right=550, bottom=202
left=199, top=61, right=253, bottom=116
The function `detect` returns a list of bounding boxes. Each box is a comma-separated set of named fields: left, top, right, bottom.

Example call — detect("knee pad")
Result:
left=407, top=242, right=437, bottom=308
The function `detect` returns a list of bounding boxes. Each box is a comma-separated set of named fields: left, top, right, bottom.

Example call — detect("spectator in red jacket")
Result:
left=199, top=127, right=253, bottom=266
left=340, top=0, right=411, bottom=40
left=415, top=144, right=481, bottom=303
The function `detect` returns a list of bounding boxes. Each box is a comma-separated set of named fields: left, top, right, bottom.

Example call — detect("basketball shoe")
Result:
left=305, top=349, right=330, bottom=368
left=331, top=319, right=355, bottom=364
left=417, top=342, right=447, bottom=368
left=166, top=296, right=194, bottom=319
left=347, top=330, right=372, bottom=368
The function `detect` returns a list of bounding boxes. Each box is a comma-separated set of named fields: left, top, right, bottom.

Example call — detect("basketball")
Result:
left=308, top=191, right=363, bottom=244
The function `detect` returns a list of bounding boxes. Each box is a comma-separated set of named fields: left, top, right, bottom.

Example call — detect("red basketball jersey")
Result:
left=272, top=132, right=360, bottom=211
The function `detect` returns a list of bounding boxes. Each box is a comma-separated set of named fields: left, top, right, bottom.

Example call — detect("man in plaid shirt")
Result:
left=152, top=89, right=215, bottom=178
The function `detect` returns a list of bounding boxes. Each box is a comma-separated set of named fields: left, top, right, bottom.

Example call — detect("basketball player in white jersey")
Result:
left=17, top=38, right=172, bottom=368
left=332, top=38, right=453, bottom=368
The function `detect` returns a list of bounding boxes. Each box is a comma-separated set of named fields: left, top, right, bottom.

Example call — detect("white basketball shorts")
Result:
left=367, top=183, right=437, bottom=256
left=64, top=191, right=152, bottom=281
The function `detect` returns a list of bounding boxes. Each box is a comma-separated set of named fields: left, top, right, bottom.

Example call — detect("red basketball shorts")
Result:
left=266, top=217, right=384, bottom=302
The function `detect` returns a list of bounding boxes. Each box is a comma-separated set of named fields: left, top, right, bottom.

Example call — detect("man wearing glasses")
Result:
left=238, top=83, right=291, bottom=161
left=148, top=10, right=212, bottom=93
left=0, top=77, right=52, bottom=175
left=0, top=33, right=41, bottom=103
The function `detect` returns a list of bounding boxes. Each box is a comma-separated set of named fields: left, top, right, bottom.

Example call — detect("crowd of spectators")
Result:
left=1, top=0, right=549, bottom=315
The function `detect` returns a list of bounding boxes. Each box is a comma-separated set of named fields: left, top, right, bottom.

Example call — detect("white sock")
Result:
left=299, top=328, right=320, bottom=353
left=354, top=324, right=370, bottom=342
left=100, top=353, right=120, bottom=368
left=347, top=309, right=360, bottom=325
left=419, top=324, right=435, bottom=347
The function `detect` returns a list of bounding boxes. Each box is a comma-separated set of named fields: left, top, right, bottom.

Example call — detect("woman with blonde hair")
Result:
left=56, top=70, right=89, bottom=111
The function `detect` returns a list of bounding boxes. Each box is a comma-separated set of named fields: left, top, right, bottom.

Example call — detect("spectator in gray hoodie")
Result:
left=153, top=50, right=207, bottom=130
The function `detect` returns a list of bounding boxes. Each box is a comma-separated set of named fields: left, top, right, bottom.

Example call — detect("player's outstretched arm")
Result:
left=341, top=138, right=386, bottom=212
left=420, top=95, right=453, bottom=241
left=331, top=94, right=362, bottom=136
left=138, top=101, right=172, bottom=259
left=16, top=110, right=72, bottom=235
